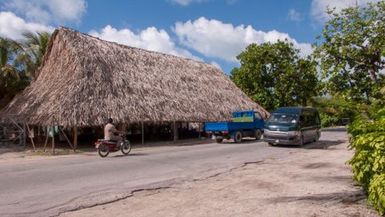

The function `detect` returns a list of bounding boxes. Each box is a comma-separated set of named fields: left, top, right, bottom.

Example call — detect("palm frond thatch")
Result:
left=1, top=27, right=269, bottom=127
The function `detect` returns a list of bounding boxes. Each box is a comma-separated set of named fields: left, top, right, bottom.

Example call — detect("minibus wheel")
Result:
left=299, top=136, right=305, bottom=146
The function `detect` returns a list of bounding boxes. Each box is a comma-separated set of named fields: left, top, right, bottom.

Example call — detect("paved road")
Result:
left=0, top=128, right=347, bottom=217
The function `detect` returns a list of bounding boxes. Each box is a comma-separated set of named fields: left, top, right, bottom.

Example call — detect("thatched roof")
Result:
left=2, top=27, right=269, bottom=127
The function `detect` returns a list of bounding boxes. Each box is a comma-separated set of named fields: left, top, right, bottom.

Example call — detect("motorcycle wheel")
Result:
left=98, top=144, right=110, bottom=157
left=121, top=141, right=132, bottom=155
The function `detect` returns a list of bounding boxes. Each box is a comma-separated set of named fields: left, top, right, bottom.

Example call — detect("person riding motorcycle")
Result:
left=97, top=118, right=131, bottom=157
left=104, top=118, right=123, bottom=143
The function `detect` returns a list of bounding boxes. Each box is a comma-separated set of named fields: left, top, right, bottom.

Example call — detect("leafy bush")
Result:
left=348, top=110, right=385, bottom=214
left=319, top=112, right=340, bottom=128
left=312, top=96, right=358, bottom=127
left=368, top=174, right=385, bottom=215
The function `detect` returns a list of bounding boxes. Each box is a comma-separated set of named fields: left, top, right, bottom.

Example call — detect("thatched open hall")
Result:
left=1, top=27, right=268, bottom=147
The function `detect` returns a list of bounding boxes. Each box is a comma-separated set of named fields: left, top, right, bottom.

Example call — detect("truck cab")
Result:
left=204, top=110, right=265, bottom=143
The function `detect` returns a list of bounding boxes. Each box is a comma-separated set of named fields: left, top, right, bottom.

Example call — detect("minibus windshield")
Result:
left=267, top=113, right=299, bottom=124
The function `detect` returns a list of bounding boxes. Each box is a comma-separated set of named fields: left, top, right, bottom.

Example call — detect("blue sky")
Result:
left=0, top=0, right=380, bottom=73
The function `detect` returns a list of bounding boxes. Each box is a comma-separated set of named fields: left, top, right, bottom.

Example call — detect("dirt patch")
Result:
left=60, top=140, right=378, bottom=217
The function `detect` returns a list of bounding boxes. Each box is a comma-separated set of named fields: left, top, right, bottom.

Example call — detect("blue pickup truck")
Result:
left=204, top=110, right=265, bottom=143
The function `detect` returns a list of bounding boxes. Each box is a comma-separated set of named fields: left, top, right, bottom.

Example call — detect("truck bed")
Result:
left=205, top=121, right=259, bottom=132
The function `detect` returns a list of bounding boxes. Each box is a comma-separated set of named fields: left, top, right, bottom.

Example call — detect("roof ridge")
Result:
left=57, top=26, right=215, bottom=69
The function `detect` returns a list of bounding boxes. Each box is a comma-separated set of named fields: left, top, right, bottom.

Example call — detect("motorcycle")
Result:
left=95, top=134, right=132, bottom=157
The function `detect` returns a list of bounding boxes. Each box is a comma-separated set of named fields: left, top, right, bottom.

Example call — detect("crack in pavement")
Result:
left=2, top=187, right=131, bottom=216
left=53, top=186, right=171, bottom=217
left=192, top=160, right=265, bottom=182
left=53, top=160, right=265, bottom=217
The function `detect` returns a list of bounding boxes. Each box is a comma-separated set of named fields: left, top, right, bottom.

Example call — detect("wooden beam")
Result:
left=58, top=127, right=74, bottom=151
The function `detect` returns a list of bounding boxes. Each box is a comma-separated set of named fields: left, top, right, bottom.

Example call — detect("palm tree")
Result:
left=0, top=37, right=21, bottom=77
left=0, top=32, right=51, bottom=108
left=17, top=31, right=51, bottom=79
left=0, top=37, right=27, bottom=107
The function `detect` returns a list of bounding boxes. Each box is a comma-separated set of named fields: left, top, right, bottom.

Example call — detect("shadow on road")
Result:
left=132, top=138, right=213, bottom=148
left=307, top=175, right=353, bottom=183
left=303, top=162, right=333, bottom=169
left=112, top=153, right=148, bottom=158
left=271, top=139, right=346, bottom=150
left=0, top=146, right=25, bottom=155
left=268, top=190, right=366, bottom=205
left=220, top=138, right=263, bottom=144
left=304, top=139, right=347, bottom=149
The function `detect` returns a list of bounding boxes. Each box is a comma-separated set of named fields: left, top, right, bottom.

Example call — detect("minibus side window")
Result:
left=303, top=112, right=314, bottom=127
left=299, top=115, right=305, bottom=126
left=315, top=113, right=321, bottom=125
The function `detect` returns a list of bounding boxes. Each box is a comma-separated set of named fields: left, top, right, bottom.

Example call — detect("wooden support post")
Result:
left=43, top=129, right=49, bottom=152
left=58, top=127, right=74, bottom=151
left=26, top=124, right=36, bottom=151
left=73, top=127, right=78, bottom=151
left=141, top=121, right=144, bottom=145
left=173, top=121, right=178, bottom=143
left=22, top=123, right=27, bottom=147
left=198, top=122, right=201, bottom=140
left=51, top=126, right=55, bottom=155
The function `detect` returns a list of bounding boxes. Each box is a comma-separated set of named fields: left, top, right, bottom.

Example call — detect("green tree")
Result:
left=314, top=1, right=385, bottom=103
left=231, top=40, right=320, bottom=111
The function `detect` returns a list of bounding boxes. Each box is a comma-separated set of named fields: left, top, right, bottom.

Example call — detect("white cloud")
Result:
left=210, top=61, right=222, bottom=70
left=0, top=11, right=54, bottom=40
left=89, top=25, right=198, bottom=60
left=311, top=0, right=381, bottom=22
left=174, top=17, right=312, bottom=62
left=3, top=0, right=87, bottom=24
left=168, top=0, right=207, bottom=6
left=288, top=9, right=301, bottom=22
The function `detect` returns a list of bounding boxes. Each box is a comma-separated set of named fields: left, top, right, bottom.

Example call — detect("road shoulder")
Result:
left=61, top=137, right=379, bottom=217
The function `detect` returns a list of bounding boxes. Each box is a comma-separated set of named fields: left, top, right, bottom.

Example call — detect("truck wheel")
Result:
left=234, top=131, right=242, bottom=143
left=215, top=138, right=223, bottom=143
left=254, top=129, right=262, bottom=140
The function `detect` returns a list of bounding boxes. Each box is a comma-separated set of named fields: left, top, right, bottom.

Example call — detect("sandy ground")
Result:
left=61, top=136, right=379, bottom=217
